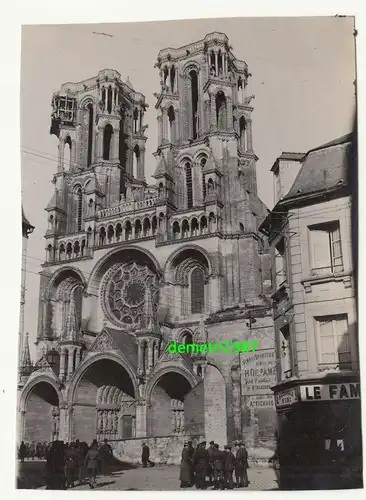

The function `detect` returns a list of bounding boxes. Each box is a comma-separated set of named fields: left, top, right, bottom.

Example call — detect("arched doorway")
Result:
left=23, top=381, right=60, bottom=443
left=149, top=372, right=193, bottom=437
left=72, top=358, right=136, bottom=443
left=204, top=365, right=227, bottom=446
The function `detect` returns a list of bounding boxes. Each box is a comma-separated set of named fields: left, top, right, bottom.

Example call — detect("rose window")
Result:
left=102, top=262, right=158, bottom=328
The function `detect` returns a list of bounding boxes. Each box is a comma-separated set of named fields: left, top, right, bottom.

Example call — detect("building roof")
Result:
left=284, top=133, right=352, bottom=200
left=259, top=133, right=354, bottom=235
left=270, top=152, right=306, bottom=172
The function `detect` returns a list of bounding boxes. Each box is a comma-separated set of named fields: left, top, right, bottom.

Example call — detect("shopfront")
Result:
left=274, top=380, right=362, bottom=490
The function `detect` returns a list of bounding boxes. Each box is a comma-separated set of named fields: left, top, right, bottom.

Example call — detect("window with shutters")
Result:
left=76, top=187, right=83, bottom=232
left=315, top=315, right=352, bottom=371
left=309, top=221, right=343, bottom=275
left=186, top=162, right=193, bottom=209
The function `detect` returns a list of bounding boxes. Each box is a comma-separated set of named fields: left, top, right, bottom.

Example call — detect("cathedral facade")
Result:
left=18, top=32, right=276, bottom=464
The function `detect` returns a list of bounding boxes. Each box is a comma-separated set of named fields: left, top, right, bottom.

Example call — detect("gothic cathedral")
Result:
left=18, top=32, right=276, bottom=463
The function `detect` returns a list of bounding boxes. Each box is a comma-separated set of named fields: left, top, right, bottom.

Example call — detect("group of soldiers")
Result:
left=180, top=440, right=249, bottom=490
left=18, top=441, right=50, bottom=461
left=18, top=438, right=114, bottom=490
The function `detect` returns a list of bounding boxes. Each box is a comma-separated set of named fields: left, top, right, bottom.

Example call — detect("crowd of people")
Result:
left=18, top=438, right=250, bottom=490
left=179, top=440, right=250, bottom=490
left=18, top=438, right=114, bottom=489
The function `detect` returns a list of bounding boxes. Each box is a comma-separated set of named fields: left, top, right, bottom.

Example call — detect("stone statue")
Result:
left=195, top=112, right=200, bottom=134
left=126, top=185, right=133, bottom=201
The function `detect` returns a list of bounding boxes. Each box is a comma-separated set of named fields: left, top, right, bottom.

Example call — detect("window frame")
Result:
left=309, top=220, right=344, bottom=275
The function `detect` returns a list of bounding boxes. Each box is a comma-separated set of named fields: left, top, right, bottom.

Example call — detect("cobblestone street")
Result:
left=72, top=465, right=278, bottom=491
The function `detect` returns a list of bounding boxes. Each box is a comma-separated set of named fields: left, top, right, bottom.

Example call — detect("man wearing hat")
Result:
left=212, top=443, right=225, bottom=490
left=235, top=441, right=249, bottom=487
left=207, top=441, right=215, bottom=486
left=179, top=441, right=191, bottom=488
left=192, top=441, right=209, bottom=489
left=224, top=445, right=236, bottom=489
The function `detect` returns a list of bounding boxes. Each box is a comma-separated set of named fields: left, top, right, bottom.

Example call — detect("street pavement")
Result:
left=72, top=465, right=279, bottom=491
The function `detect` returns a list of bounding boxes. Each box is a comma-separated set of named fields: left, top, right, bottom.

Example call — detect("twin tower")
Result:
left=46, top=31, right=268, bottom=307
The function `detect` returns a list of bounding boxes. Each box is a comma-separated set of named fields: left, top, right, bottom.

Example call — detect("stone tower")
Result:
left=153, top=32, right=263, bottom=306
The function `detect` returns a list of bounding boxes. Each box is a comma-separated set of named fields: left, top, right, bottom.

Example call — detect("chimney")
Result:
left=271, top=152, right=305, bottom=205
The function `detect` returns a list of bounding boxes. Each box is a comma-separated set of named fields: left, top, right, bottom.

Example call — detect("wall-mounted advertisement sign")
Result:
left=275, top=388, right=298, bottom=408
left=299, top=383, right=360, bottom=402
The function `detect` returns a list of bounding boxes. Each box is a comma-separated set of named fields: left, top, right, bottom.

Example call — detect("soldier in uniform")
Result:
left=83, top=440, right=100, bottom=489
left=235, top=441, right=249, bottom=487
left=224, top=444, right=236, bottom=489
left=99, top=438, right=113, bottom=475
left=187, top=440, right=195, bottom=486
left=212, top=443, right=225, bottom=490
left=179, top=441, right=191, bottom=488
left=193, top=441, right=209, bottom=489
left=207, top=441, right=215, bottom=485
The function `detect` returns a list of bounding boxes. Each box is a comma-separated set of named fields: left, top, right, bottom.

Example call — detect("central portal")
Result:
left=73, top=358, right=136, bottom=442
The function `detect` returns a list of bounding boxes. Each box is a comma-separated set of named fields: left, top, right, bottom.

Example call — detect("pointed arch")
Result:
left=216, top=91, right=227, bottom=130
left=239, top=116, right=247, bottom=151
left=103, top=124, right=113, bottom=160
left=133, top=144, right=140, bottom=178
left=63, top=136, right=72, bottom=171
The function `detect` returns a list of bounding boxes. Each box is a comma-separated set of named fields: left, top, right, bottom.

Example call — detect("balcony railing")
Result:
left=318, top=362, right=358, bottom=372
left=98, top=197, right=157, bottom=219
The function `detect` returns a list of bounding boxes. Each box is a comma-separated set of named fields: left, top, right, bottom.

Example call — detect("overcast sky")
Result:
left=21, top=17, right=356, bottom=356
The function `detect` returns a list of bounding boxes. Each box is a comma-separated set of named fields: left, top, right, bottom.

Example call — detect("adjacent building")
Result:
left=259, top=134, right=361, bottom=488
left=18, top=33, right=277, bottom=464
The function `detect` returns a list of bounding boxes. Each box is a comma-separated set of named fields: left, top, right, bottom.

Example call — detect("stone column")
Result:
left=210, top=93, right=216, bottom=131
left=157, top=115, right=163, bottom=145
left=214, top=51, right=218, bottom=76
left=227, top=96, right=234, bottom=131
left=112, top=128, right=120, bottom=161
left=105, top=87, right=109, bottom=114
left=162, top=108, right=168, bottom=144
left=154, top=341, right=159, bottom=364
left=147, top=341, right=154, bottom=374
left=135, top=401, right=147, bottom=437
left=139, top=147, right=145, bottom=181
left=138, top=342, right=143, bottom=373
left=58, top=139, right=64, bottom=172
left=231, top=365, right=242, bottom=441
left=68, top=348, right=75, bottom=378
left=246, top=119, right=253, bottom=152
left=59, top=347, right=66, bottom=381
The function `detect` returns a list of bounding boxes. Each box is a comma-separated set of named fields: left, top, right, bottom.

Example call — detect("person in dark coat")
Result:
left=235, top=441, right=249, bottom=487
left=179, top=441, right=191, bottom=488
left=224, top=445, right=236, bottom=489
left=19, top=441, right=27, bottom=462
left=141, top=442, right=154, bottom=467
left=212, top=443, right=225, bottom=490
left=83, top=440, right=100, bottom=489
left=46, top=440, right=66, bottom=490
left=207, top=440, right=215, bottom=485
left=64, top=443, right=79, bottom=488
left=193, top=441, right=209, bottom=489
left=187, top=441, right=195, bottom=486
left=99, top=439, right=113, bottom=475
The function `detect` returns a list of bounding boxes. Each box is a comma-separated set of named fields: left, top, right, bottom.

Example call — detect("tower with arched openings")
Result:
left=18, top=35, right=276, bottom=465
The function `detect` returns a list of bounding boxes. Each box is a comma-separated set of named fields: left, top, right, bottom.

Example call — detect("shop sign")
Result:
left=300, top=383, right=360, bottom=402
left=275, top=388, right=297, bottom=408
